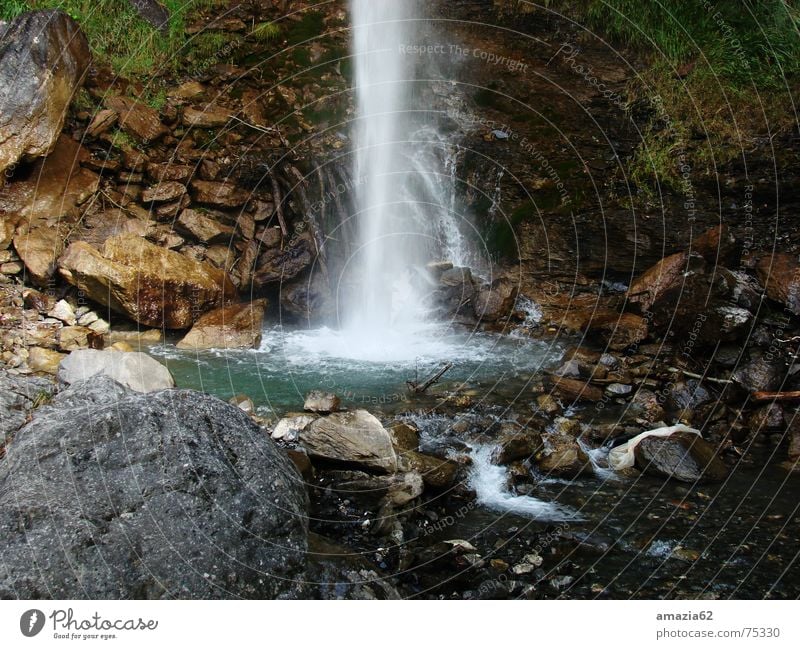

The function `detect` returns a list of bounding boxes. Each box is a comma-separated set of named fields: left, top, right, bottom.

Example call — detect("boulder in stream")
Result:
left=634, top=431, right=728, bottom=483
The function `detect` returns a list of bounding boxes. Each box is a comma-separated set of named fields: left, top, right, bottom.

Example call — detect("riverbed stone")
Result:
left=0, top=376, right=308, bottom=598
left=634, top=431, right=728, bottom=483
left=176, top=299, right=266, bottom=350
left=57, top=349, right=175, bottom=393
left=304, top=390, right=341, bottom=414
left=300, top=410, right=398, bottom=473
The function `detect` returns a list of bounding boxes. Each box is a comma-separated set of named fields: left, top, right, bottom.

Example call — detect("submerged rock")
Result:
left=57, top=349, right=175, bottom=393
left=634, top=431, right=728, bottom=483
left=0, top=377, right=308, bottom=598
left=300, top=409, right=398, bottom=473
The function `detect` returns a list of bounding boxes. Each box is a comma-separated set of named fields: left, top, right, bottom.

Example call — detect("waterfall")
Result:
left=345, top=0, right=469, bottom=354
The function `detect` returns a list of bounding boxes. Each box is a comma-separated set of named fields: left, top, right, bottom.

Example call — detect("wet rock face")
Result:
left=634, top=432, right=728, bottom=483
left=58, top=234, right=236, bottom=329
left=0, top=377, right=308, bottom=599
left=176, top=299, right=267, bottom=350
left=0, top=10, right=91, bottom=180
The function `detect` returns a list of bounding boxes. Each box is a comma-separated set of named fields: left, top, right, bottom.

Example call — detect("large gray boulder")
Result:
left=0, top=369, right=55, bottom=439
left=0, top=11, right=91, bottom=181
left=57, top=349, right=175, bottom=393
left=0, top=377, right=308, bottom=599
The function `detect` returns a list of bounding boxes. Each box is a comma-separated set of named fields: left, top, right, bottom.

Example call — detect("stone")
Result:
left=57, top=349, right=174, bottom=393
left=606, top=383, right=633, bottom=396
left=228, top=394, right=255, bottom=415
left=176, top=208, right=234, bottom=244
left=546, top=376, right=604, bottom=402
left=732, top=355, right=783, bottom=393
left=440, top=266, right=473, bottom=287
left=106, top=95, right=168, bottom=143
left=190, top=179, right=249, bottom=208
left=254, top=231, right=315, bottom=286
left=0, top=377, right=307, bottom=598
left=748, top=403, right=785, bottom=435
left=280, top=272, right=332, bottom=321
left=128, top=0, right=170, bottom=31
left=22, top=288, right=54, bottom=313
left=536, top=433, right=592, bottom=479
left=692, top=224, right=737, bottom=264
left=86, top=108, right=118, bottom=137
left=628, top=252, right=706, bottom=314
left=634, top=431, right=728, bottom=483
left=304, top=390, right=341, bottom=414
left=182, top=105, right=234, bottom=128
left=12, top=225, right=65, bottom=287
left=0, top=369, right=56, bottom=438
left=176, top=299, right=266, bottom=350
left=388, top=421, right=420, bottom=451
left=58, top=325, right=103, bottom=352
left=142, top=181, right=187, bottom=203
left=58, top=234, right=236, bottom=329
left=756, top=253, right=800, bottom=315
left=27, top=347, right=65, bottom=374
left=300, top=410, right=398, bottom=473
left=492, top=430, right=544, bottom=465
left=403, top=451, right=459, bottom=488
left=473, top=278, right=517, bottom=321
left=629, top=389, right=666, bottom=423
left=272, top=414, right=317, bottom=441
left=0, top=11, right=91, bottom=179
left=0, top=261, right=22, bottom=274
left=47, top=299, right=76, bottom=325
left=147, top=162, right=194, bottom=183
left=88, top=318, right=110, bottom=335
left=170, top=80, right=205, bottom=100
left=586, top=310, right=648, bottom=351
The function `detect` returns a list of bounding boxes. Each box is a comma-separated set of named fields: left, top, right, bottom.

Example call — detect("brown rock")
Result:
left=756, top=253, right=800, bottom=315
left=169, top=80, right=205, bottom=100
left=58, top=325, right=104, bottom=351
left=190, top=179, right=249, bottom=208
left=546, top=376, right=604, bottom=402
left=536, top=433, right=592, bottom=478
left=176, top=299, right=266, bottom=350
left=492, top=430, right=543, bottom=465
left=404, top=451, right=459, bottom=489
left=28, top=346, right=66, bottom=374
left=628, top=252, right=705, bottom=313
left=142, top=181, right=187, bottom=203
left=0, top=11, right=91, bottom=180
left=253, top=231, right=314, bottom=286
left=388, top=422, right=420, bottom=451
left=106, top=96, right=168, bottom=143
left=693, top=224, right=737, bottom=264
left=86, top=109, right=118, bottom=137
left=13, top=225, right=64, bottom=287
left=303, top=390, right=341, bottom=414
left=176, top=209, right=234, bottom=244
left=58, top=234, right=235, bottom=329
left=147, top=162, right=194, bottom=183
left=473, top=278, right=517, bottom=322
left=182, top=105, right=234, bottom=128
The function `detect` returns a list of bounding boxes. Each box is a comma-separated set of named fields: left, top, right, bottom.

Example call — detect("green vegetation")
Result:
left=544, top=1, right=800, bottom=188
left=0, top=1, right=232, bottom=76
left=251, top=21, right=281, bottom=42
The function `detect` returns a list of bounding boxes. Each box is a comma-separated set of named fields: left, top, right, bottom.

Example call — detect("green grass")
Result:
left=251, top=21, right=281, bottom=42
left=0, top=1, right=234, bottom=76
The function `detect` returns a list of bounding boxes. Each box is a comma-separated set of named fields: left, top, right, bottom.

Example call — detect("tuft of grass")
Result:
left=109, top=128, right=135, bottom=151
left=251, top=20, right=281, bottom=42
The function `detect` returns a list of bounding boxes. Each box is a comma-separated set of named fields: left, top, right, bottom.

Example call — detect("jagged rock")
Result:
left=304, top=390, right=341, bottom=414
left=142, top=181, right=186, bottom=203
left=58, top=234, right=235, bottom=329
left=403, top=451, right=459, bottom=488
left=300, top=410, right=398, bottom=473
left=473, top=278, right=517, bottom=321
left=492, top=430, right=544, bottom=464
left=634, top=431, right=728, bottom=483
left=57, top=325, right=103, bottom=351
left=629, top=388, right=666, bottom=423
left=57, top=349, right=174, bottom=392
left=0, top=369, right=56, bottom=438
left=183, top=104, right=234, bottom=128
left=27, top=346, right=66, bottom=374
left=692, top=224, right=737, bottom=264
left=176, top=208, right=234, bottom=244
left=253, top=231, right=315, bottom=286
left=756, top=252, right=800, bottom=315
left=228, top=393, right=255, bottom=415
left=272, top=414, right=317, bottom=441
left=176, top=299, right=266, bottom=350
left=190, top=179, right=249, bottom=208
left=0, top=377, right=307, bottom=598
left=628, top=252, right=705, bottom=313
left=0, top=11, right=91, bottom=179
left=12, top=224, right=65, bottom=287
left=732, top=355, right=783, bottom=393
left=86, top=108, right=118, bottom=137
left=536, top=433, right=592, bottom=479
left=147, top=162, right=194, bottom=183
left=388, top=421, right=420, bottom=451
left=47, top=299, right=76, bottom=325
left=105, top=95, right=168, bottom=143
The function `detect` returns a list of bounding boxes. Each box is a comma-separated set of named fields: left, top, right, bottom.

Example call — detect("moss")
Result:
left=251, top=21, right=281, bottom=42
left=286, top=11, right=325, bottom=46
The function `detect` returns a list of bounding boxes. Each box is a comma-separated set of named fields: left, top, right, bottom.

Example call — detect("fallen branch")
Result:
left=407, top=363, right=454, bottom=394
left=752, top=390, right=800, bottom=402
left=666, top=367, right=733, bottom=385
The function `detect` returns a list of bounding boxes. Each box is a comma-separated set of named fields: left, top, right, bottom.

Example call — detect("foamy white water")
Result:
left=468, top=446, right=582, bottom=521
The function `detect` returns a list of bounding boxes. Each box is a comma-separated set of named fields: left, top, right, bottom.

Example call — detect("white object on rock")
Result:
left=57, top=349, right=175, bottom=393
left=271, top=414, right=317, bottom=441
left=607, top=424, right=701, bottom=471
left=47, top=299, right=76, bottom=325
